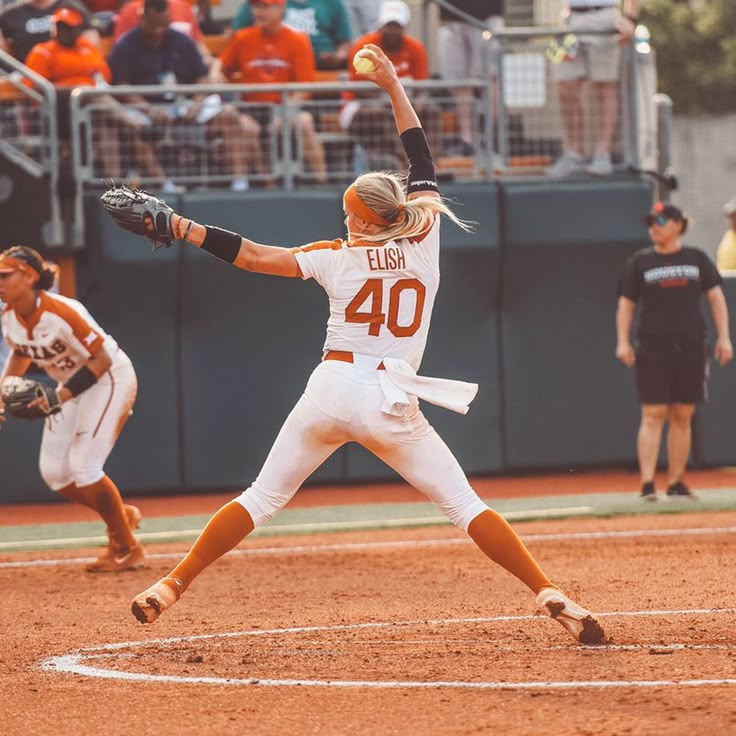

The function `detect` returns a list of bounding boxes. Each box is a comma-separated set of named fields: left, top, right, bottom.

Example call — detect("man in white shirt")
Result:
left=546, top=0, right=640, bottom=178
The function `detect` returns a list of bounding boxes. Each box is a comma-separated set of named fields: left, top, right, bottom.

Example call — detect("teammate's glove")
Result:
left=100, top=185, right=176, bottom=249
left=0, top=376, right=61, bottom=420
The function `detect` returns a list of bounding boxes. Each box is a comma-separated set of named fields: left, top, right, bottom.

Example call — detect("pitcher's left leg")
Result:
left=369, top=413, right=606, bottom=644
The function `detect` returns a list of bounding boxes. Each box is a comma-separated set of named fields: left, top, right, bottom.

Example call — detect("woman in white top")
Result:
left=0, top=246, right=145, bottom=572
left=129, top=45, right=605, bottom=645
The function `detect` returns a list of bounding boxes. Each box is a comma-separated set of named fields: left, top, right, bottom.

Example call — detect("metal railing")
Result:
left=490, top=26, right=640, bottom=173
left=68, top=79, right=492, bottom=245
left=0, top=49, right=63, bottom=246
left=0, top=20, right=657, bottom=248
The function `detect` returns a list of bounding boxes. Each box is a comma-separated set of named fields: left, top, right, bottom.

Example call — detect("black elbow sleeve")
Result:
left=400, top=127, right=439, bottom=195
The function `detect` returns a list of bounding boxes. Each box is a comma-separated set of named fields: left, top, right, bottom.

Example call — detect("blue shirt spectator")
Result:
left=107, top=26, right=208, bottom=85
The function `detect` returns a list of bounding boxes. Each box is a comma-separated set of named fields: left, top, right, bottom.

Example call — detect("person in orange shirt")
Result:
left=25, top=6, right=160, bottom=180
left=25, top=7, right=110, bottom=87
left=217, top=0, right=327, bottom=183
left=342, top=0, right=441, bottom=171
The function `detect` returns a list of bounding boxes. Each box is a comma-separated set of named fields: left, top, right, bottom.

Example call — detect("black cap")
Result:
left=644, top=201, right=686, bottom=225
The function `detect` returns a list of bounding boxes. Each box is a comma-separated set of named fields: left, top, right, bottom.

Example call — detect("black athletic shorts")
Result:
left=635, top=338, right=709, bottom=405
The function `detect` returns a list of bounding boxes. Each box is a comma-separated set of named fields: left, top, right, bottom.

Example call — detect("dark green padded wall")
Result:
left=177, top=190, right=346, bottom=490
left=73, top=197, right=184, bottom=493
left=499, top=180, right=652, bottom=468
left=0, top=422, right=45, bottom=502
left=10, top=178, right=726, bottom=506
left=690, top=277, right=736, bottom=465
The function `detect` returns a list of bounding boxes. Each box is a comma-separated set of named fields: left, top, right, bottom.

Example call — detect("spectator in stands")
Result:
left=716, top=196, right=736, bottom=272
left=217, top=0, right=327, bottom=184
left=440, top=0, right=504, bottom=157
left=342, top=0, right=440, bottom=172
left=343, top=0, right=376, bottom=37
left=546, top=0, right=640, bottom=178
left=107, top=0, right=249, bottom=191
left=231, top=0, right=353, bottom=71
left=616, top=202, right=733, bottom=500
left=24, top=6, right=158, bottom=180
left=113, top=0, right=215, bottom=72
left=0, top=0, right=97, bottom=62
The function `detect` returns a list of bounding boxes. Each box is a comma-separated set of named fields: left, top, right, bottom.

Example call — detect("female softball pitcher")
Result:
left=0, top=246, right=145, bottom=572
left=128, top=45, right=606, bottom=644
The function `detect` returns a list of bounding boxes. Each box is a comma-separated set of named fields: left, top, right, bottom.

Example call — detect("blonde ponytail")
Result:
left=351, top=172, right=474, bottom=245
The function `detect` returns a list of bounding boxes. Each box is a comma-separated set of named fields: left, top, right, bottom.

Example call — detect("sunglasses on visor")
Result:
left=645, top=214, right=673, bottom=226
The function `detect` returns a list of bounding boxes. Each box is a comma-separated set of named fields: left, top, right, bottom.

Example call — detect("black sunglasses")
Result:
left=645, top=214, right=673, bottom=227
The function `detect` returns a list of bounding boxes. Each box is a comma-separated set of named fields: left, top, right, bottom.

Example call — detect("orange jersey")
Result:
left=1, top=292, right=120, bottom=383
left=24, top=37, right=111, bottom=87
left=219, top=25, right=316, bottom=104
left=345, top=31, right=428, bottom=101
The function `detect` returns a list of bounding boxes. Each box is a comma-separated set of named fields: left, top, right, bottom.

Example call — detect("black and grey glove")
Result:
left=0, top=377, right=61, bottom=420
left=100, top=185, right=176, bottom=249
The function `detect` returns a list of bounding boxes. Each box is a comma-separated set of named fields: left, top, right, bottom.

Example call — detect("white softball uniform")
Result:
left=1, top=291, right=137, bottom=490
left=235, top=217, right=487, bottom=531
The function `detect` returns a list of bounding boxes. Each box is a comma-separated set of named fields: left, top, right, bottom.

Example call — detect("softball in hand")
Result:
left=353, top=50, right=377, bottom=74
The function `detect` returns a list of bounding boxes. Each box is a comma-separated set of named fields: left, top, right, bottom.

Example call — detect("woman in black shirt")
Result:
left=616, top=202, right=733, bottom=500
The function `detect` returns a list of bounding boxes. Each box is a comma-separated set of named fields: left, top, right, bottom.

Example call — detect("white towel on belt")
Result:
left=350, top=355, right=479, bottom=417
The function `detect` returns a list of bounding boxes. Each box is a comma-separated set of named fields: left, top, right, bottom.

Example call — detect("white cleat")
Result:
left=536, top=587, right=608, bottom=645
left=131, top=577, right=183, bottom=624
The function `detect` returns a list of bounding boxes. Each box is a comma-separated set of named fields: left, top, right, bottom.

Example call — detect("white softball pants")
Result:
left=235, top=361, right=488, bottom=531
left=39, top=352, right=138, bottom=490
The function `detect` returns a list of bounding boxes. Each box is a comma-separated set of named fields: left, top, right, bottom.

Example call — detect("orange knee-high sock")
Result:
left=168, top=501, right=255, bottom=592
left=59, top=483, right=138, bottom=541
left=58, top=482, right=135, bottom=517
left=75, top=475, right=137, bottom=550
left=58, top=483, right=96, bottom=510
left=467, top=509, right=554, bottom=594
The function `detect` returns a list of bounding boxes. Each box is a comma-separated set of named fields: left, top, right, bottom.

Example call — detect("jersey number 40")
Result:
left=345, top=278, right=426, bottom=338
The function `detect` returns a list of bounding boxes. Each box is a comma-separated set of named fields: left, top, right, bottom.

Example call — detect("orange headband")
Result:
left=344, top=183, right=394, bottom=226
left=0, top=254, right=40, bottom=282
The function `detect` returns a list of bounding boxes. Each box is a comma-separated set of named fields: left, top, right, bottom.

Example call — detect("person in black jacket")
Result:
left=616, top=202, right=733, bottom=500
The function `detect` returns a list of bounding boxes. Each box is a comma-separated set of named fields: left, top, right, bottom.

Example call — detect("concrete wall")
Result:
left=670, top=113, right=736, bottom=262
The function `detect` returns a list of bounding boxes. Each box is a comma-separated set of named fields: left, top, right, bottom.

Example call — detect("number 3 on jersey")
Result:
left=345, top=278, right=426, bottom=338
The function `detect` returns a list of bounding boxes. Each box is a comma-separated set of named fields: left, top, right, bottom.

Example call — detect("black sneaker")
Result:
left=666, top=481, right=696, bottom=499
left=640, top=481, right=657, bottom=501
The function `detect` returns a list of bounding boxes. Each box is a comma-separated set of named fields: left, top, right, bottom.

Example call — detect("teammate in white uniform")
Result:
left=130, top=45, right=605, bottom=645
left=0, top=246, right=145, bottom=572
